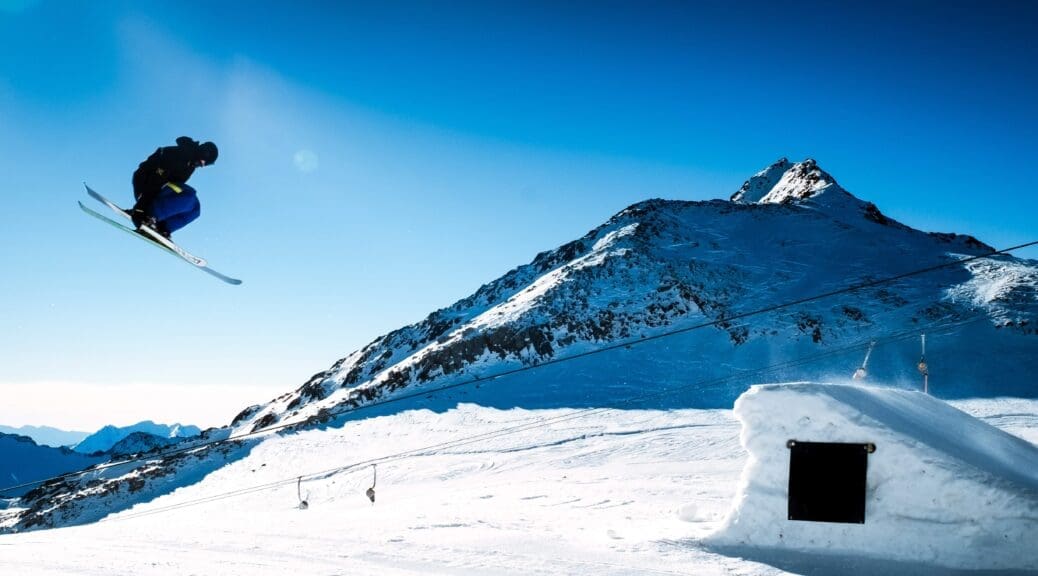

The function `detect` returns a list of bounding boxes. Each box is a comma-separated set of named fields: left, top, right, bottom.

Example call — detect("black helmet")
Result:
left=198, top=141, right=219, bottom=165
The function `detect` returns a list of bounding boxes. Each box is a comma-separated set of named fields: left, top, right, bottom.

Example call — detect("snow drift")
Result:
left=707, top=383, right=1038, bottom=571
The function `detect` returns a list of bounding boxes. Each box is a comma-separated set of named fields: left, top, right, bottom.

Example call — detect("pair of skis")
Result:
left=78, top=184, right=242, bottom=285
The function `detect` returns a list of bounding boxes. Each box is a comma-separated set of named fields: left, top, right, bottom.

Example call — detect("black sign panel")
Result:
left=786, top=440, right=875, bottom=524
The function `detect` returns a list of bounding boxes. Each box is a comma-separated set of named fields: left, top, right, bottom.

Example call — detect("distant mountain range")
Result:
left=0, top=421, right=201, bottom=500
left=73, top=421, right=201, bottom=455
left=0, top=421, right=201, bottom=454
left=0, top=425, right=89, bottom=448
left=3, top=157, right=1035, bottom=532
left=106, top=431, right=180, bottom=457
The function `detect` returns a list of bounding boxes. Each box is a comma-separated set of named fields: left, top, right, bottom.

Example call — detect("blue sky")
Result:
left=1, top=0, right=1035, bottom=430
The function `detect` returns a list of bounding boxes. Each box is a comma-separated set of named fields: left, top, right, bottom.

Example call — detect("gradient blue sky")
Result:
left=1, top=0, right=1035, bottom=430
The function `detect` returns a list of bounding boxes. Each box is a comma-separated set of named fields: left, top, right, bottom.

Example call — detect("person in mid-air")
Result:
left=130, top=136, right=218, bottom=239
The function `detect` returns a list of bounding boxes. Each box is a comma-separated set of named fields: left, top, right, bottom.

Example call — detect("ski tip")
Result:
left=205, top=269, right=243, bottom=285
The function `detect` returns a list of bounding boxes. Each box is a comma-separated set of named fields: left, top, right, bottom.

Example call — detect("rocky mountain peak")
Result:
left=731, top=158, right=840, bottom=205
left=730, top=157, right=792, bottom=203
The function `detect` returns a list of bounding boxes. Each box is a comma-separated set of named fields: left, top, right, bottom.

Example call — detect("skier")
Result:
left=129, top=136, right=218, bottom=239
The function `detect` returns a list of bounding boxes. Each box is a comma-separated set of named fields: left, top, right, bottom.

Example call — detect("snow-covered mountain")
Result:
left=0, top=433, right=105, bottom=498
left=73, top=421, right=201, bottom=455
left=2, top=158, right=1035, bottom=533
left=229, top=158, right=1035, bottom=435
left=0, top=425, right=89, bottom=448
left=106, top=432, right=179, bottom=458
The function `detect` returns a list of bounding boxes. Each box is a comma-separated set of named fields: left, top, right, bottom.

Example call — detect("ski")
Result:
left=83, top=184, right=207, bottom=266
left=78, top=201, right=242, bottom=285
left=78, top=190, right=242, bottom=285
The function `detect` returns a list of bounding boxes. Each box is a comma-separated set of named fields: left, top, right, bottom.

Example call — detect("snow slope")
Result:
left=707, top=384, right=1038, bottom=571
left=0, top=391, right=1034, bottom=575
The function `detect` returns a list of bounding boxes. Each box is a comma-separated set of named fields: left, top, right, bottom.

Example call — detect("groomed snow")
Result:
left=0, top=386, right=1035, bottom=574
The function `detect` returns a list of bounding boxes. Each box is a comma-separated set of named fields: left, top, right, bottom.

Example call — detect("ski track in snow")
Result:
left=1, top=398, right=1035, bottom=575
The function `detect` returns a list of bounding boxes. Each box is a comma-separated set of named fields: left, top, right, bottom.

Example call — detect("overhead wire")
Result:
left=102, top=313, right=986, bottom=523
left=3, top=239, right=1034, bottom=498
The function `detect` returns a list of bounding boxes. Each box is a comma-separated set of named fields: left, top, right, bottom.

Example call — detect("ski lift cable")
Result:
left=0, top=303, right=988, bottom=500
left=2, top=282, right=996, bottom=498
left=99, top=315, right=985, bottom=524
left=297, top=316, right=982, bottom=487
left=107, top=319, right=980, bottom=524
left=276, top=241, right=1034, bottom=434
left=3, top=238, right=1032, bottom=496
left=413, top=321, right=983, bottom=460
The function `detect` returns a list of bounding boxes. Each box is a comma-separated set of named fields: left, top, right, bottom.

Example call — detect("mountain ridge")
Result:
left=0, top=425, right=89, bottom=448
left=73, top=421, right=201, bottom=455
left=230, top=158, right=1031, bottom=435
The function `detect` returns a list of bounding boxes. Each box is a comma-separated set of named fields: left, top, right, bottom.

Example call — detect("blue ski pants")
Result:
left=151, top=183, right=200, bottom=233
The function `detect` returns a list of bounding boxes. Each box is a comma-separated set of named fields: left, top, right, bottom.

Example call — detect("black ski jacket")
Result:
left=132, top=136, right=202, bottom=205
